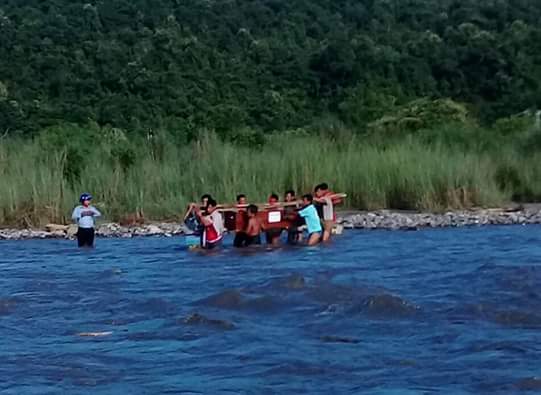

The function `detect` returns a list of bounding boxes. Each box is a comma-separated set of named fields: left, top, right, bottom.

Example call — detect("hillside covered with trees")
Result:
left=1, top=0, right=541, bottom=138
left=2, top=0, right=541, bottom=225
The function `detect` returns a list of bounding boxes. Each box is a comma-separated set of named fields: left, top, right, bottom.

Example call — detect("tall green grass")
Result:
left=1, top=124, right=539, bottom=226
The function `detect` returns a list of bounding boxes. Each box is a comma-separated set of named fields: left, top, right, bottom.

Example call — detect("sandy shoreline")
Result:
left=1, top=205, right=541, bottom=240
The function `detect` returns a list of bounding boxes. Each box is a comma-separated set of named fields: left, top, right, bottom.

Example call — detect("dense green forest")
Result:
left=2, top=0, right=541, bottom=225
left=1, top=0, right=541, bottom=137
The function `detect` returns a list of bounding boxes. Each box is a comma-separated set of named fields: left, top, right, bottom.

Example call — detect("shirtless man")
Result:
left=244, top=204, right=262, bottom=246
left=233, top=194, right=248, bottom=247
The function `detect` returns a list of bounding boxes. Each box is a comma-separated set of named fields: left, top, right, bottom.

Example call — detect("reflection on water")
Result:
left=1, top=226, right=541, bottom=394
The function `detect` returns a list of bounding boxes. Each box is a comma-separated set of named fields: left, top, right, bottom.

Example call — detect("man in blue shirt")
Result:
left=71, top=193, right=101, bottom=247
left=298, top=194, right=322, bottom=246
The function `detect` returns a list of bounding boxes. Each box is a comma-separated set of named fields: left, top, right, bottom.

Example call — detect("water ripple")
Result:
left=1, top=225, right=541, bottom=393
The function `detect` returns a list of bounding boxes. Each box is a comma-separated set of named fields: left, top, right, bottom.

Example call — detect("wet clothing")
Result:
left=233, top=208, right=249, bottom=247
left=77, top=227, right=95, bottom=247
left=234, top=232, right=247, bottom=247
left=265, top=228, right=282, bottom=244
left=233, top=231, right=261, bottom=247
left=245, top=234, right=261, bottom=246
left=298, top=204, right=322, bottom=235
left=203, top=238, right=222, bottom=250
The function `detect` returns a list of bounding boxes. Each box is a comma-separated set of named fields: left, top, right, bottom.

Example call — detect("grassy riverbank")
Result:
left=2, top=122, right=541, bottom=227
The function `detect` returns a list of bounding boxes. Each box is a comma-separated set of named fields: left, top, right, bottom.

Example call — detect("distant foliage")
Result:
left=367, top=98, right=471, bottom=135
left=0, top=0, right=541, bottom=136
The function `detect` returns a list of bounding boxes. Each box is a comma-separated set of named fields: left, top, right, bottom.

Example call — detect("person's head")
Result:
left=284, top=189, right=295, bottom=202
left=302, top=194, right=313, bottom=205
left=201, top=194, right=212, bottom=206
left=268, top=193, right=279, bottom=204
left=206, top=198, right=218, bottom=213
left=247, top=204, right=258, bottom=217
left=79, top=193, right=93, bottom=207
left=236, top=194, right=247, bottom=205
left=314, top=183, right=329, bottom=198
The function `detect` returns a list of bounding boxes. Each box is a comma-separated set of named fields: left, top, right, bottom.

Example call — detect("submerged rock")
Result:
left=515, top=377, right=541, bottom=391
left=182, top=313, right=235, bottom=330
left=196, top=289, right=283, bottom=313
left=492, top=310, right=541, bottom=329
left=349, top=293, right=419, bottom=317
left=270, top=274, right=306, bottom=290
left=320, top=335, right=360, bottom=344
left=197, top=289, right=244, bottom=309
left=0, top=298, right=16, bottom=315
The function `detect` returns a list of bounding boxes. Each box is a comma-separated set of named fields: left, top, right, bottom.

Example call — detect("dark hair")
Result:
left=236, top=194, right=246, bottom=203
left=247, top=204, right=258, bottom=214
left=302, top=194, right=313, bottom=202
left=270, top=193, right=279, bottom=200
left=314, top=183, right=328, bottom=192
left=206, top=198, right=217, bottom=207
left=201, top=194, right=212, bottom=201
left=285, top=189, right=295, bottom=196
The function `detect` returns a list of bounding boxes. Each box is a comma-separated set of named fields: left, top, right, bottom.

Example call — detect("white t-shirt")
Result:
left=210, top=211, right=224, bottom=236
left=322, top=196, right=334, bottom=221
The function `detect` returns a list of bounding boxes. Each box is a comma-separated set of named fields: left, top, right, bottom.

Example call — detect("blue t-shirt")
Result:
left=298, top=204, right=322, bottom=234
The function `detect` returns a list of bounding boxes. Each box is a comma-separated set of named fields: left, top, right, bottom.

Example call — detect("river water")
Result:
left=1, top=226, right=541, bottom=394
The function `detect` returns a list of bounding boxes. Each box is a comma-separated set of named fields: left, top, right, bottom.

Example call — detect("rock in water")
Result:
left=45, top=224, right=68, bottom=232
left=320, top=335, right=360, bottom=344
left=183, top=313, right=235, bottom=330
left=146, top=225, right=164, bottom=235
left=197, top=289, right=244, bottom=309
left=67, top=224, right=78, bottom=238
left=350, top=293, right=419, bottom=317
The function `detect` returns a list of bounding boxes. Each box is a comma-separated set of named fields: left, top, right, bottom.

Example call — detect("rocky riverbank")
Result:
left=1, top=206, right=541, bottom=240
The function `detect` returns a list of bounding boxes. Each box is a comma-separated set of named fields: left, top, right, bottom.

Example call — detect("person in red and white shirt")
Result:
left=191, top=198, right=224, bottom=249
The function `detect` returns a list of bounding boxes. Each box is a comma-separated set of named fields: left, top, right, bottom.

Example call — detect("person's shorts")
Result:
left=203, top=239, right=222, bottom=250
left=233, top=232, right=247, bottom=248
left=245, top=234, right=261, bottom=246
left=308, top=231, right=322, bottom=241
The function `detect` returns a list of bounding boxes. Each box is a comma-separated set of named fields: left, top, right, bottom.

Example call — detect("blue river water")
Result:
left=1, top=226, right=541, bottom=394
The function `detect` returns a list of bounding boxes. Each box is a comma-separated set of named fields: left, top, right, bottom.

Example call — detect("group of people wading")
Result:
left=69, top=183, right=343, bottom=249
left=184, top=183, right=343, bottom=250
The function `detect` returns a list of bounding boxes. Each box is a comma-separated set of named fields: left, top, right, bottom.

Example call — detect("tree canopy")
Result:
left=1, top=0, right=541, bottom=137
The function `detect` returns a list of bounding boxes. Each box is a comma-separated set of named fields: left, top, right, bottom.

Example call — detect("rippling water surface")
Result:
left=2, top=226, right=541, bottom=394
